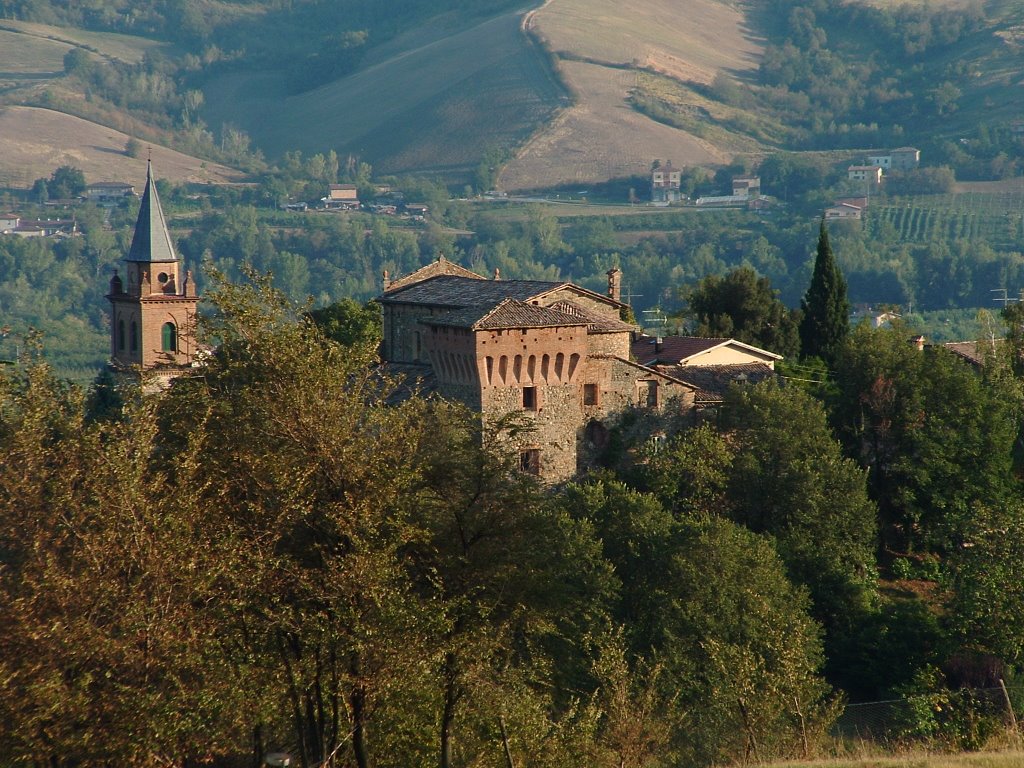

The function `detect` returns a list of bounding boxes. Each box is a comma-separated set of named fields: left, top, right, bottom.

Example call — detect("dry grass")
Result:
left=754, top=751, right=1024, bottom=768
left=0, top=27, right=71, bottom=75
left=534, top=0, right=762, bottom=85
left=0, top=19, right=171, bottom=65
left=201, top=9, right=563, bottom=178
left=499, top=0, right=766, bottom=190
left=0, top=106, right=243, bottom=187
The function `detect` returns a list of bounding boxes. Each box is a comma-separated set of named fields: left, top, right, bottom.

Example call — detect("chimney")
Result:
left=607, top=267, right=622, bottom=302
left=655, top=337, right=663, bottom=353
left=382, top=269, right=390, bottom=291
left=493, top=267, right=501, bottom=281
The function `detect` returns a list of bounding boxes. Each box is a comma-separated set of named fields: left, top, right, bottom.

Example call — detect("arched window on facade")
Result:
left=117, top=319, right=125, bottom=351
left=130, top=321, right=139, bottom=352
left=162, top=322, right=177, bottom=352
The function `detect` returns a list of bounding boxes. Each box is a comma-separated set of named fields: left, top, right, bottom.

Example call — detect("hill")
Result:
left=499, top=0, right=763, bottom=190
left=0, top=106, right=243, bottom=187
left=200, top=8, right=567, bottom=180
left=1, top=0, right=1023, bottom=190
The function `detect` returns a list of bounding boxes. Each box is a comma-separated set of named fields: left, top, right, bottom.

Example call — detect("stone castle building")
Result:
left=378, top=257, right=696, bottom=481
left=106, top=161, right=198, bottom=383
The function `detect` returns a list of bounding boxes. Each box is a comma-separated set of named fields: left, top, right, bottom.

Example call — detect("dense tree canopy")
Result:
left=683, top=266, right=802, bottom=357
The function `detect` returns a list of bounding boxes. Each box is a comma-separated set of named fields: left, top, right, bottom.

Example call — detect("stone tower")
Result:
left=106, top=160, right=197, bottom=371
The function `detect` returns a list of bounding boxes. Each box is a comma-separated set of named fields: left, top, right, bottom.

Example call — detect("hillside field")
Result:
left=500, top=0, right=766, bottom=189
left=0, top=106, right=243, bottom=187
left=200, top=9, right=566, bottom=180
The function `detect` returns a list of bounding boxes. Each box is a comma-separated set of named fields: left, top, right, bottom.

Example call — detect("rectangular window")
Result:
left=638, top=380, right=658, bottom=408
left=583, top=383, right=598, bottom=406
left=523, top=386, right=537, bottom=410
left=519, top=449, right=540, bottom=475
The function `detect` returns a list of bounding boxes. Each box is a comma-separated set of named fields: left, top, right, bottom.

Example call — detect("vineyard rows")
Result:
left=869, top=195, right=1024, bottom=249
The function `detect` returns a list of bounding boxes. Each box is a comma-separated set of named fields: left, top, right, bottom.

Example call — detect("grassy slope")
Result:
left=0, top=22, right=240, bottom=187
left=0, top=106, right=243, bottom=187
left=498, top=0, right=765, bottom=190
left=200, top=9, right=566, bottom=178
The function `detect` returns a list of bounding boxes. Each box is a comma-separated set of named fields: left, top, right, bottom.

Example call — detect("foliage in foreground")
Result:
left=0, top=275, right=836, bottom=768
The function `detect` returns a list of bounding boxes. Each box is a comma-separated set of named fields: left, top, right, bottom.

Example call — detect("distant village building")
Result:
left=6, top=218, right=77, bottom=237
left=85, top=181, right=136, bottom=204
left=867, top=153, right=892, bottom=170
left=651, top=161, right=682, bottom=203
left=630, top=335, right=781, bottom=409
left=0, top=214, right=19, bottom=233
left=825, top=196, right=869, bottom=221
left=378, top=259, right=696, bottom=481
left=323, top=184, right=360, bottom=210
left=732, top=175, right=761, bottom=198
left=404, top=203, right=429, bottom=220
left=848, top=165, right=883, bottom=183
left=106, top=161, right=199, bottom=387
left=890, top=147, right=921, bottom=171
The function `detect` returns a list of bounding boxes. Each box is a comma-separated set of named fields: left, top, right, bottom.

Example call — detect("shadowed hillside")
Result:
left=200, top=9, right=568, bottom=180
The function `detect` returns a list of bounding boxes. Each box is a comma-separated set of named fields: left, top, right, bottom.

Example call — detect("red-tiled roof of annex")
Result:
left=942, top=339, right=1000, bottom=367
left=630, top=335, right=732, bottom=364
left=424, top=299, right=587, bottom=330
left=656, top=362, right=776, bottom=403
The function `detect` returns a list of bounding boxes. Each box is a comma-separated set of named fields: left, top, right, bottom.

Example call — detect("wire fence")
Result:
left=834, top=683, right=1024, bottom=751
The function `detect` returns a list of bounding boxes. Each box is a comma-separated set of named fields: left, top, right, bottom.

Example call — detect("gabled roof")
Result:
left=943, top=339, right=1001, bottom=368
left=631, top=335, right=782, bottom=366
left=549, top=299, right=635, bottom=333
left=379, top=275, right=566, bottom=307
left=589, top=354, right=696, bottom=390
left=126, top=160, right=177, bottom=264
left=383, top=256, right=487, bottom=293
left=656, top=362, right=776, bottom=404
left=424, top=299, right=587, bottom=330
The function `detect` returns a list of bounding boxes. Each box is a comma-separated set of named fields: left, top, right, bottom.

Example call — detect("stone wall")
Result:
left=585, top=331, right=631, bottom=358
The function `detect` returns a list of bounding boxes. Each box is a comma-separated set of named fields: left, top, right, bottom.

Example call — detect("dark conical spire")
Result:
left=126, top=159, right=177, bottom=263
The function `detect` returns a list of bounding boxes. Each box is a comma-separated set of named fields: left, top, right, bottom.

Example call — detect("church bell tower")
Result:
left=106, top=160, right=198, bottom=371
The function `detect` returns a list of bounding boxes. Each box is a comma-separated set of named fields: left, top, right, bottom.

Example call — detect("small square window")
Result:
left=519, top=449, right=540, bottom=475
left=523, top=386, right=537, bottom=410
left=583, top=383, right=598, bottom=406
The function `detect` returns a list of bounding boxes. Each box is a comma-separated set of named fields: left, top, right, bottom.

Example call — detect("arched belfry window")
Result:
left=130, top=321, right=138, bottom=352
left=117, top=319, right=125, bottom=351
left=162, top=322, right=177, bottom=352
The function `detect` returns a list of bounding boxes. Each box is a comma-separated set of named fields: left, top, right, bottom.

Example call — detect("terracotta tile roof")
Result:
left=942, top=339, right=1001, bottom=367
left=425, top=299, right=587, bottom=330
left=549, top=300, right=635, bottom=334
left=590, top=354, right=696, bottom=389
left=631, top=335, right=731, bottom=365
left=655, top=362, right=776, bottom=403
left=380, top=275, right=567, bottom=307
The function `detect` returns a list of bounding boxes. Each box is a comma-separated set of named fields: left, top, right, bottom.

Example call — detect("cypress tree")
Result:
left=800, top=221, right=849, bottom=363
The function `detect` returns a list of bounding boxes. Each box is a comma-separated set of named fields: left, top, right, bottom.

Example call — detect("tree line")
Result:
left=5, top=228, right=1024, bottom=764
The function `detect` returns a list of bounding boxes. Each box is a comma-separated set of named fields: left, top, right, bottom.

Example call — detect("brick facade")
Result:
left=379, top=261, right=696, bottom=481
left=106, top=161, right=198, bottom=376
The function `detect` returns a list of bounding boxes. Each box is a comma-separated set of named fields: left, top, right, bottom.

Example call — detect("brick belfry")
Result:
left=106, top=160, right=198, bottom=378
